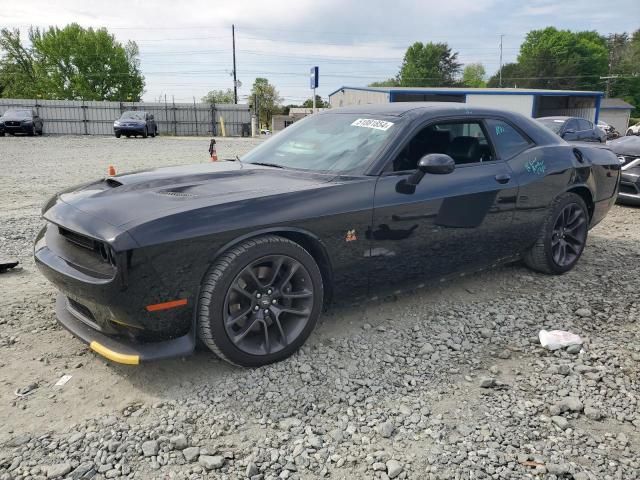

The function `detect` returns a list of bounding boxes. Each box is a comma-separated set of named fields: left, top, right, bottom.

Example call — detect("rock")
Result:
left=584, top=406, right=603, bottom=421
left=44, top=463, right=71, bottom=478
left=183, top=446, right=200, bottom=462
left=547, top=463, right=570, bottom=475
left=386, top=459, right=403, bottom=479
left=372, top=462, right=386, bottom=471
left=566, top=344, right=582, bottom=354
left=70, top=462, right=95, bottom=479
left=141, top=440, right=159, bottom=457
left=551, top=416, right=569, bottom=430
left=199, top=455, right=224, bottom=470
left=575, top=308, right=592, bottom=317
left=419, top=343, right=435, bottom=355
left=479, top=377, right=496, bottom=388
left=377, top=421, right=395, bottom=438
left=479, top=328, right=492, bottom=338
left=496, top=349, right=511, bottom=359
left=246, top=462, right=259, bottom=477
left=573, top=473, right=590, bottom=480
left=170, top=433, right=188, bottom=450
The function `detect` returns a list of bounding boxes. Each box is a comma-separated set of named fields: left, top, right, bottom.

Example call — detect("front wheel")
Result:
left=628, top=129, right=635, bottom=136
left=115, top=131, right=121, bottom=138
left=197, top=235, right=324, bottom=367
left=142, top=127, right=148, bottom=138
left=523, top=193, right=589, bottom=274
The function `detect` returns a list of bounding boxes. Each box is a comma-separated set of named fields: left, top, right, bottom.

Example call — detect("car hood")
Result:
left=1, top=115, right=31, bottom=122
left=116, top=119, right=145, bottom=124
left=47, top=161, right=336, bottom=228
left=608, top=136, right=640, bottom=156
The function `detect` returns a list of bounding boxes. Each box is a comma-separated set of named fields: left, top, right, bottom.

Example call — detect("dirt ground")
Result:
left=0, top=135, right=638, bottom=479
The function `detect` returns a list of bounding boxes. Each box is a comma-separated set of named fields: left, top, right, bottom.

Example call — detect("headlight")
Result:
left=114, top=120, right=121, bottom=126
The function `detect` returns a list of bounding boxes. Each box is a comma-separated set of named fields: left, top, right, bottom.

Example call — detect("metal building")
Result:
left=328, top=87, right=604, bottom=122
left=599, top=98, right=634, bottom=134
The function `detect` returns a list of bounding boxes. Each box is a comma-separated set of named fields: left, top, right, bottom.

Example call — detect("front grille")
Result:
left=66, top=297, right=102, bottom=331
left=6, top=121, right=20, bottom=127
left=59, top=227, right=96, bottom=250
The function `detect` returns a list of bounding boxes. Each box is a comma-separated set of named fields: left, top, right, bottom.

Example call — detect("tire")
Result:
left=142, top=127, right=148, bottom=138
left=523, top=192, right=589, bottom=275
left=29, top=124, right=36, bottom=136
left=197, top=235, right=324, bottom=367
left=150, top=127, right=156, bottom=138
left=628, top=130, right=634, bottom=136
left=115, top=132, right=121, bottom=138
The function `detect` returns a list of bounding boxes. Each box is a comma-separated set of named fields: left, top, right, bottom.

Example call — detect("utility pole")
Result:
left=605, top=34, right=613, bottom=98
left=499, top=34, right=504, bottom=88
left=232, top=24, right=238, bottom=104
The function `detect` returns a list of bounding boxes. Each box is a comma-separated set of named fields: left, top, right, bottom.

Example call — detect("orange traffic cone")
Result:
left=107, top=165, right=116, bottom=176
left=209, top=138, right=218, bottom=162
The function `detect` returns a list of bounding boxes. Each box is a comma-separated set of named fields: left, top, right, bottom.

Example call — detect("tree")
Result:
left=201, top=88, right=235, bottom=104
left=487, top=63, right=523, bottom=88
left=301, top=95, right=327, bottom=108
left=249, top=78, right=282, bottom=128
left=608, top=30, right=640, bottom=116
left=398, top=42, right=462, bottom=87
left=462, top=63, right=486, bottom=88
left=515, top=27, right=608, bottom=90
left=0, top=24, right=144, bottom=100
left=368, top=78, right=400, bottom=87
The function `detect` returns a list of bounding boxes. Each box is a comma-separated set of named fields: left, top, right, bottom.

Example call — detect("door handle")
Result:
left=495, top=173, right=511, bottom=184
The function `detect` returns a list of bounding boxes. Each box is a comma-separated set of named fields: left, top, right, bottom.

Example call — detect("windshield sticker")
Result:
left=351, top=118, right=394, bottom=131
left=525, top=158, right=546, bottom=175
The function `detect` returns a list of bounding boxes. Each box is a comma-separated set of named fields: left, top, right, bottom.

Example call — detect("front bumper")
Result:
left=3, top=122, right=33, bottom=134
left=618, top=170, right=640, bottom=205
left=35, top=217, right=196, bottom=364
left=114, top=125, right=145, bottom=135
left=55, top=294, right=195, bottom=364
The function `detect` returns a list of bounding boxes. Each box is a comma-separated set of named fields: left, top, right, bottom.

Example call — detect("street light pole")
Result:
left=232, top=24, right=238, bottom=104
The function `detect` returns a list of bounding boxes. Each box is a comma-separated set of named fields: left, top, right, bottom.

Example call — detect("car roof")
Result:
left=322, top=102, right=531, bottom=118
left=537, top=116, right=571, bottom=121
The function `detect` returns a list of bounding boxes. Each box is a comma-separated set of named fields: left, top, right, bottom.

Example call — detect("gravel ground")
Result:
left=0, top=135, right=639, bottom=480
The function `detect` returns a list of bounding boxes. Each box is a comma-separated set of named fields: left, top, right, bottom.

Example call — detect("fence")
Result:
left=0, top=99, right=252, bottom=136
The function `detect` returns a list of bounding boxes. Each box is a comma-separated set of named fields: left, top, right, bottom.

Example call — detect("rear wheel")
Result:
left=524, top=192, right=589, bottom=274
left=198, top=235, right=323, bottom=367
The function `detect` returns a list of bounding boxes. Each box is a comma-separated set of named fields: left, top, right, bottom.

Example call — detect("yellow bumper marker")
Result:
left=90, top=341, right=140, bottom=365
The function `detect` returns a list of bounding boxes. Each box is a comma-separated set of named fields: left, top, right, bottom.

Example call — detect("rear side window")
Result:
left=577, top=119, right=592, bottom=131
left=485, top=119, right=532, bottom=159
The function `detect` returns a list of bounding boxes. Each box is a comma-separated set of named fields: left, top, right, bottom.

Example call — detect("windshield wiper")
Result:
left=250, top=162, right=284, bottom=169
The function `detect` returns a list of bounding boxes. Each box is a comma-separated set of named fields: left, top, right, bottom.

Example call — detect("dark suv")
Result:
left=0, top=109, right=44, bottom=136
left=537, top=116, right=606, bottom=143
left=114, top=111, right=158, bottom=138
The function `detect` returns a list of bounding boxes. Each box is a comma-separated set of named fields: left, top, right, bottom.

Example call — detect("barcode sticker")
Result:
left=351, top=118, right=394, bottom=131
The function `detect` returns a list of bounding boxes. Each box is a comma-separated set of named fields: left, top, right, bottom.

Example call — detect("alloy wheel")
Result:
left=223, top=255, right=314, bottom=356
left=551, top=203, right=587, bottom=267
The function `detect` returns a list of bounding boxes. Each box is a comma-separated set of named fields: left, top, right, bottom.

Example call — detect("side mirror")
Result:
left=407, top=154, right=455, bottom=186
left=562, top=129, right=575, bottom=138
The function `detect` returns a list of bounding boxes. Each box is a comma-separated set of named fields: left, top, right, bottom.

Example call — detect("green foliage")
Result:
left=398, top=42, right=461, bottom=87
left=487, top=63, right=523, bottom=88
left=201, top=88, right=235, bottom=104
left=608, top=30, right=640, bottom=116
left=515, top=27, right=608, bottom=90
left=249, top=78, right=282, bottom=127
left=301, top=95, right=327, bottom=108
left=368, top=78, right=400, bottom=87
left=0, top=24, right=144, bottom=100
left=462, top=63, right=486, bottom=88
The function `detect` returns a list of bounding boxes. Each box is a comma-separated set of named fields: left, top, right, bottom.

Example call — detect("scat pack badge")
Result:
left=345, top=229, right=357, bottom=242
left=525, top=158, right=546, bottom=176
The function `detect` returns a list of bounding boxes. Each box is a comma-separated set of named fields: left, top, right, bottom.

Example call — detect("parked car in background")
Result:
left=608, top=136, right=640, bottom=205
left=597, top=120, right=620, bottom=140
left=0, top=109, right=44, bottom=136
left=35, top=103, right=621, bottom=367
left=113, top=111, right=157, bottom=138
left=627, top=121, right=640, bottom=136
left=537, top=116, right=606, bottom=143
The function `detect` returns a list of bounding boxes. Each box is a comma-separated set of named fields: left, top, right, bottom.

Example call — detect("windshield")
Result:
left=537, top=118, right=565, bottom=134
left=242, top=113, right=400, bottom=173
left=120, top=111, right=145, bottom=120
left=3, top=109, right=31, bottom=117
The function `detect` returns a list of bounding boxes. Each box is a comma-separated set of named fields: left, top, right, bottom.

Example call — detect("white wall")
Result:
left=466, top=94, right=534, bottom=117
left=329, top=89, right=389, bottom=108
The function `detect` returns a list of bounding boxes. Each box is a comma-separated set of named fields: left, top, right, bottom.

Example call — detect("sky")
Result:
left=2, top=0, right=639, bottom=104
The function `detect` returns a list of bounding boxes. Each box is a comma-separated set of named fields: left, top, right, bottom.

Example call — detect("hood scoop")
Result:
left=155, top=190, right=197, bottom=198
left=105, top=178, right=123, bottom=188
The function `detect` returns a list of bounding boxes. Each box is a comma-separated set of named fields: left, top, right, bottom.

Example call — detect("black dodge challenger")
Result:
left=35, top=103, right=621, bottom=367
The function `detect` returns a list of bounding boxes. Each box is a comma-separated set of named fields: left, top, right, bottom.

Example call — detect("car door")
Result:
left=561, top=119, right=580, bottom=141
left=576, top=119, right=594, bottom=142
left=368, top=117, right=519, bottom=292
